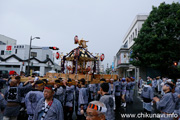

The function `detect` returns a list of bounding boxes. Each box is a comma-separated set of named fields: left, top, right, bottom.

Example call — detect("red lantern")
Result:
left=56, top=52, right=60, bottom=59
left=100, top=54, right=105, bottom=61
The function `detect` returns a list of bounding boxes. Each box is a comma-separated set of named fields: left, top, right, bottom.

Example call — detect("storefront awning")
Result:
left=116, top=64, right=129, bottom=69
left=127, top=69, right=133, bottom=71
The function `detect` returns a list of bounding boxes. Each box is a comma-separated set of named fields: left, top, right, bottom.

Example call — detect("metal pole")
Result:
left=75, top=58, right=78, bottom=74
left=27, top=36, right=32, bottom=76
left=97, top=60, right=100, bottom=74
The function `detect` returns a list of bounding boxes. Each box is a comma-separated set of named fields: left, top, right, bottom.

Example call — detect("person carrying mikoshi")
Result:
left=141, top=80, right=154, bottom=116
left=99, top=83, right=115, bottom=120
left=33, top=85, right=64, bottom=120
left=153, top=82, right=180, bottom=120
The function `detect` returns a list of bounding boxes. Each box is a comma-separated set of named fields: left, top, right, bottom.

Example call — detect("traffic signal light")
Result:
left=49, top=47, right=59, bottom=50
left=174, top=61, right=178, bottom=66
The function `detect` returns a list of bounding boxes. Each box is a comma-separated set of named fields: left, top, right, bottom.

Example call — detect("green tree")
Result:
left=105, top=68, right=111, bottom=74
left=130, top=2, right=180, bottom=76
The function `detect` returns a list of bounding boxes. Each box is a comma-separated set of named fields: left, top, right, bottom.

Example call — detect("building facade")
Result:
left=116, top=15, right=148, bottom=80
left=0, top=34, right=16, bottom=45
left=0, top=35, right=60, bottom=76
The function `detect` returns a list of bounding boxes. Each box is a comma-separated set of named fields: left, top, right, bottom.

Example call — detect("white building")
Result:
left=116, top=15, right=148, bottom=80
left=113, top=56, right=117, bottom=73
left=100, top=64, right=104, bottom=73
left=122, top=15, right=148, bottom=48
left=0, top=34, right=16, bottom=45
left=0, top=35, right=60, bottom=76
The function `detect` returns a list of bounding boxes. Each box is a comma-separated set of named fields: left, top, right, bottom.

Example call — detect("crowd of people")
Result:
left=0, top=74, right=180, bottom=120
left=140, top=76, right=180, bottom=120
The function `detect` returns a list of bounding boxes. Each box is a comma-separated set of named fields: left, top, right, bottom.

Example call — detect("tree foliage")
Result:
left=130, top=2, right=180, bottom=74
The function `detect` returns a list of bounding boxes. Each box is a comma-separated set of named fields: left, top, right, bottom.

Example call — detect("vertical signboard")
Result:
left=112, top=62, right=114, bottom=71
left=6, top=45, right=12, bottom=55
left=120, top=52, right=129, bottom=63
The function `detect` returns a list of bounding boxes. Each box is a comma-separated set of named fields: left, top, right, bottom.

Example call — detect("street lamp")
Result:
left=27, top=36, right=40, bottom=75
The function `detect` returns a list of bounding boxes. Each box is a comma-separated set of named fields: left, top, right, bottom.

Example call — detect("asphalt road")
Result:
left=115, top=85, right=161, bottom=120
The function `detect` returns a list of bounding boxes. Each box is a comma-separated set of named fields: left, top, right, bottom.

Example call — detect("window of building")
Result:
left=5, top=65, right=11, bottom=68
left=133, top=32, right=134, bottom=40
left=13, top=65, right=20, bottom=68
left=135, top=29, right=137, bottom=36
left=124, top=41, right=128, bottom=48
left=31, top=52, right=37, bottom=57
left=15, top=49, right=17, bottom=54
left=1, top=50, right=4, bottom=55
left=0, top=41, right=6, bottom=45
